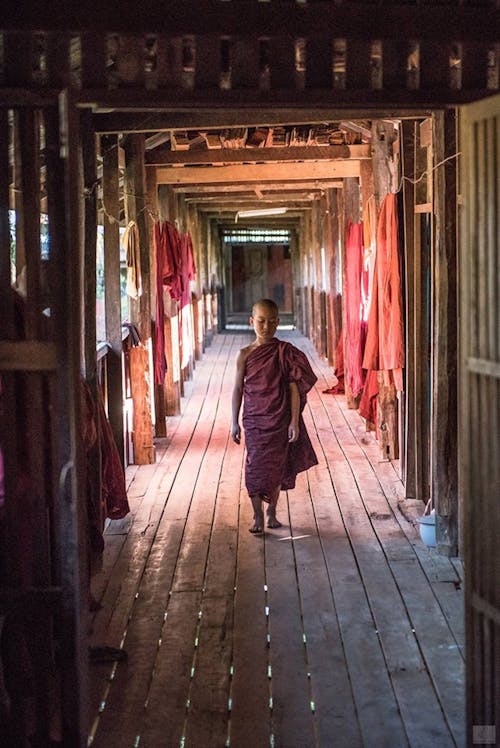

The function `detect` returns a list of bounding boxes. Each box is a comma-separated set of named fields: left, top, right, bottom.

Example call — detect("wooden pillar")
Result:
left=343, top=177, right=361, bottom=409
left=80, top=109, right=102, bottom=545
left=401, top=120, right=417, bottom=494
left=101, top=134, right=125, bottom=465
left=193, top=293, right=203, bottom=361
left=48, top=91, right=88, bottom=747
left=327, top=189, right=342, bottom=367
left=432, top=109, right=458, bottom=556
left=147, top=167, right=167, bottom=438
left=371, top=120, right=401, bottom=457
left=123, top=134, right=155, bottom=464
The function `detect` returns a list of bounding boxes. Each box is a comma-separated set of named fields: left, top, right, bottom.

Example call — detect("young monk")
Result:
left=231, top=299, right=318, bottom=533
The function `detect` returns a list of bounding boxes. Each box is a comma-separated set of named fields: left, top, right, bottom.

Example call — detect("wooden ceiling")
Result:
left=143, top=120, right=375, bottom=224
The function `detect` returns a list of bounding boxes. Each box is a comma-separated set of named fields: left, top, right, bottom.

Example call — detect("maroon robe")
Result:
left=242, top=338, right=318, bottom=495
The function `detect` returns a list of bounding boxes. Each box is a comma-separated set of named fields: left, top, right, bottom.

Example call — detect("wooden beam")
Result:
left=1, top=2, right=497, bottom=41
left=146, top=144, right=370, bottom=165
left=92, top=108, right=427, bottom=134
left=156, top=161, right=360, bottom=185
left=184, top=193, right=322, bottom=202
left=0, top=341, right=57, bottom=370
left=81, top=87, right=492, bottom=114
left=174, top=181, right=343, bottom=194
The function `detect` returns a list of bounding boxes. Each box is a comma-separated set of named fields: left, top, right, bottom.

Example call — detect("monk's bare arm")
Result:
left=231, top=348, right=248, bottom=444
left=288, top=382, right=300, bottom=443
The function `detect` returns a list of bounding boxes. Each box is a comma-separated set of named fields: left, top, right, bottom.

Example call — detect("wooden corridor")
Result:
left=88, top=331, right=465, bottom=748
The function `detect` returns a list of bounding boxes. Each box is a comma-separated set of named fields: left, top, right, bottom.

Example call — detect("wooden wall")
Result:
left=460, top=93, right=500, bottom=745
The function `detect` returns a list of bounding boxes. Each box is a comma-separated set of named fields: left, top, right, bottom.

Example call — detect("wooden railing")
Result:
left=0, top=2, right=499, bottom=106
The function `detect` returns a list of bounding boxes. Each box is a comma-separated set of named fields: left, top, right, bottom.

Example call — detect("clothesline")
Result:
left=395, top=150, right=461, bottom=193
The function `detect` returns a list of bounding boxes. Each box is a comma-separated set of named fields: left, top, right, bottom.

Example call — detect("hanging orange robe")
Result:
left=362, top=193, right=404, bottom=390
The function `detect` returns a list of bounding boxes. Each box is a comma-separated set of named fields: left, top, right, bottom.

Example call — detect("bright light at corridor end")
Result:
left=235, top=207, right=288, bottom=222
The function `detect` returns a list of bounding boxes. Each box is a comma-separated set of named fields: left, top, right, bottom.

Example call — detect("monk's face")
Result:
left=250, top=304, right=279, bottom=344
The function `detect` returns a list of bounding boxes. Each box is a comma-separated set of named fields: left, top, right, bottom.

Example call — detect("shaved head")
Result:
left=252, top=298, right=279, bottom=317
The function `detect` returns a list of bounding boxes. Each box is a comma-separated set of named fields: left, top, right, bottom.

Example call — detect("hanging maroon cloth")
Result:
left=243, top=339, right=318, bottom=495
left=344, top=222, right=366, bottom=398
left=362, top=193, right=404, bottom=391
left=154, top=220, right=181, bottom=384
left=358, top=369, right=379, bottom=427
left=96, top=387, right=130, bottom=520
left=179, top=232, right=197, bottom=308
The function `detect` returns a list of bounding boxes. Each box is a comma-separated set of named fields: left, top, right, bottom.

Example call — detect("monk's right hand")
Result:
left=231, top=424, right=241, bottom=444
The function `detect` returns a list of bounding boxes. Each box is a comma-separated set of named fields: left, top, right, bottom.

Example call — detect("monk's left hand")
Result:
left=288, top=422, right=299, bottom=443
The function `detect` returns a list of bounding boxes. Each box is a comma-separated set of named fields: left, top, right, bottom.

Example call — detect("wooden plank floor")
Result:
left=88, top=331, right=465, bottom=748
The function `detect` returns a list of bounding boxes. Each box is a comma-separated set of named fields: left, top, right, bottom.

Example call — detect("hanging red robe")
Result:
left=362, top=193, right=404, bottom=391
left=154, top=220, right=181, bottom=384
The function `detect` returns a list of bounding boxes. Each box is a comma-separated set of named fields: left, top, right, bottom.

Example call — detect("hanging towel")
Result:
left=122, top=221, right=142, bottom=299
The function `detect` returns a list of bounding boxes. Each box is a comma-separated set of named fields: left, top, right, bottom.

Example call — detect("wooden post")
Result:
left=123, top=134, right=155, bottom=464
left=192, top=293, right=203, bottom=361
left=343, top=177, right=361, bottom=409
left=47, top=91, right=88, bottom=747
left=147, top=166, right=167, bottom=437
left=371, top=120, right=401, bottom=456
left=432, top=109, right=458, bottom=556
left=101, top=134, right=125, bottom=465
left=80, top=109, right=102, bottom=552
left=401, top=120, right=417, bottom=494
left=129, top=345, right=155, bottom=463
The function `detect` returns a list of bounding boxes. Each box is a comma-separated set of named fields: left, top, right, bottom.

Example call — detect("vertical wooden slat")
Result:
left=382, top=40, right=408, bottom=92
left=147, top=166, right=167, bottom=437
left=46, top=92, right=88, bottom=746
left=80, top=108, right=102, bottom=557
left=462, top=42, right=488, bottom=92
left=17, top=109, right=41, bottom=339
left=269, top=35, right=295, bottom=90
left=46, top=32, right=70, bottom=87
left=15, top=108, right=54, bottom=746
left=80, top=32, right=107, bottom=88
left=155, top=34, right=176, bottom=89
left=305, top=35, right=332, bottom=89
left=231, top=37, right=259, bottom=90
left=116, top=34, right=145, bottom=87
left=101, top=134, right=125, bottom=465
left=326, top=188, right=342, bottom=364
left=431, top=109, right=458, bottom=555
left=123, top=134, right=155, bottom=464
left=3, top=31, right=32, bottom=87
left=420, top=41, right=450, bottom=92
left=123, top=134, right=151, bottom=342
left=0, top=109, right=13, bottom=337
left=345, top=40, right=371, bottom=91
left=194, top=35, right=220, bottom=89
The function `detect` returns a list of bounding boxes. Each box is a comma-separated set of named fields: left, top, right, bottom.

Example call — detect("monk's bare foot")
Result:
left=266, top=511, right=282, bottom=529
left=249, top=512, right=264, bottom=534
